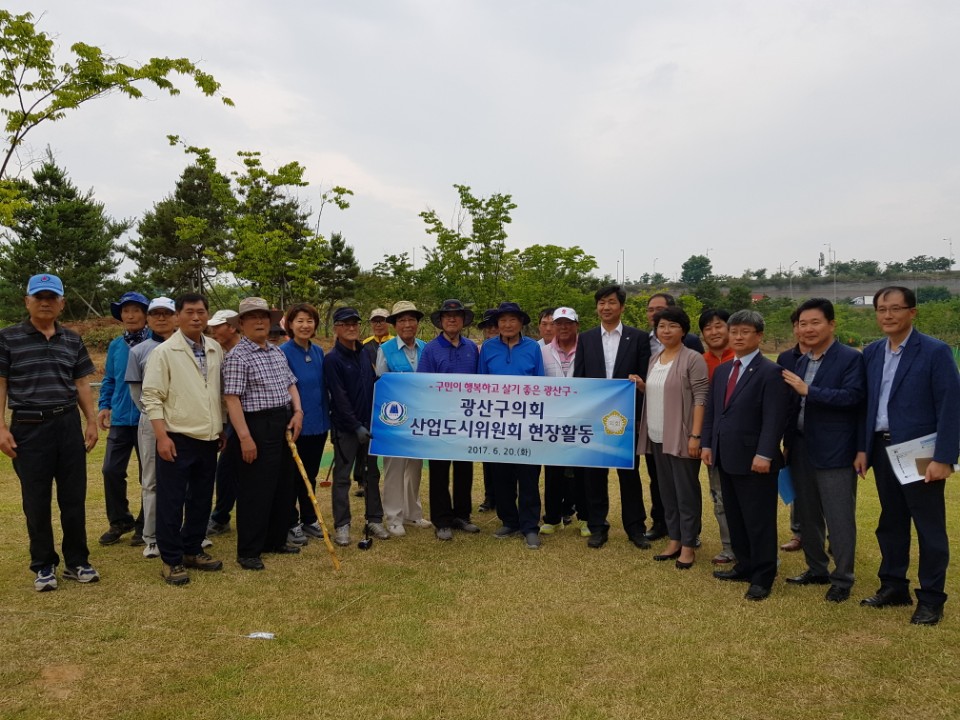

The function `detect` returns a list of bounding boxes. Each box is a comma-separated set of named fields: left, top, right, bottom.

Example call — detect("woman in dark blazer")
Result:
left=637, top=307, right=709, bottom=569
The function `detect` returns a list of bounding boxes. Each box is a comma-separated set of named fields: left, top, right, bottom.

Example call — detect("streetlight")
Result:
left=621, top=249, right=625, bottom=284
left=823, top=243, right=837, bottom=303
left=788, top=260, right=798, bottom=301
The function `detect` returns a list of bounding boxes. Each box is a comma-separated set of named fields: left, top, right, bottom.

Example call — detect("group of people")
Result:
left=1, top=274, right=957, bottom=626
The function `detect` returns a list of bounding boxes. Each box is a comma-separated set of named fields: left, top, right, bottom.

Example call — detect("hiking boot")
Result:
left=367, top=522, right=391, bottom=540
left=62, top=565, right=100, bottom=583
left=302, top=521, right=324, bottom=538
left=161, top=563, right=190, bottom=586
left=34, top=566, right=57, bottom=592
left=334, top=525, right=351, bottom=547
left=287, top=524, right=308, bottom=546
left=183, top=552, right=223, bottom=571
left=99, top=523, right=134, bottom=546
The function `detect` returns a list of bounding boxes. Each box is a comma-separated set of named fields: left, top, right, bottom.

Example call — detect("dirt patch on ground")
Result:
left=37, top=664, right=84, bottom=699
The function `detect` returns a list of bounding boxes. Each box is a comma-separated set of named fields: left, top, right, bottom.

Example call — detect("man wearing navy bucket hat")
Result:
left=98, top=290, right=151, bottom=548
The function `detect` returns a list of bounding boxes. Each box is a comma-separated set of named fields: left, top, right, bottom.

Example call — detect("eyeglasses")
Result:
left=728, top=328, right=758, bottom=337
left=875, top=306, right=913, bottom=315
left=334, top=321, right=360, bottom=327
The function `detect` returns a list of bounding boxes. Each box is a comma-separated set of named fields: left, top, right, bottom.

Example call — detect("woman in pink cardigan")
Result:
left=637, top=306, right=709, bottom=569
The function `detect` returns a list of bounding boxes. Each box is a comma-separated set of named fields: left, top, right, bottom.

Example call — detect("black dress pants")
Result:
left=156, top=433, right=218, bottom=566
left=429, top=459, right=473, bottom=528
left=718, top=461, right=779, bottom=589
left=584, top=453, right=647, bottom=538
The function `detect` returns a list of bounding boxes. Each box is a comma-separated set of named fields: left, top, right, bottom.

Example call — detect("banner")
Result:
left=370, top=373, right=636, bottom=468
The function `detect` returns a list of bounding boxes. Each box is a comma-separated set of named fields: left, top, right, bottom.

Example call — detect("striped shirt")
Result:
left=0, top=320, right=95, bottom=409
left=222, top=336, right=297, bottom=412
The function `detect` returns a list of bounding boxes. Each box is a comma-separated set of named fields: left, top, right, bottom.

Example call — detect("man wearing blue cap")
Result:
left=98, top=290, right=151, bottom=547
left=0, top=274, right=101, bottom=591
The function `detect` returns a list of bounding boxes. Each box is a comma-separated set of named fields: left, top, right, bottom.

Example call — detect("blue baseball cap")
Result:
left=333, top=307, right=361, bottom=323
left=110, top=291, right=150, bottom=320
left=26, top=273, right=64, bottom=297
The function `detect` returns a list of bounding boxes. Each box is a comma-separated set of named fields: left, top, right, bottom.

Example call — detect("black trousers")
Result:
left=233, top=406, right=294, bottom=559
left=492, top=462, right=541, bottom=534
left=643, top=452, right=665, bottom=528
left=102, top=424, right=144, bottom=532
left=155, top=433, right=218, bottom=566
left=210, top=423, right=238, bottom=526
left=353, top=447, right=381, bottom=485
left=718, top=461, right=779, bottom=589
left=543, top=465, right=587, bottom=525
left=429, top=459, right=473, bottom=528
left=872, top=438, right=949, bottom=606
left=12, top=408, right=90, bottom=571
left=291, top=432, right=327, bottom=526
left=482, top=461, right=496, bottom=505
left=584, top=453, right=647, bottom=537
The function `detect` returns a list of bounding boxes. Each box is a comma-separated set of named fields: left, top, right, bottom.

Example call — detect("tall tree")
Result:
left=125, top=164, right=231, bottom=296
left=313, top=232, right=360, bottom=333
left=680, top=254, right=713, bottom=285
left=0, top=10, right=232, bottom=221
left=0, top=153, right=127, bottom=320
left=505, top=244, right=599, bottom=321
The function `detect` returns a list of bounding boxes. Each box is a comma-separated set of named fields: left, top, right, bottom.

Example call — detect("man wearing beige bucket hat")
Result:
left=375, top=301, right=430, bottom=536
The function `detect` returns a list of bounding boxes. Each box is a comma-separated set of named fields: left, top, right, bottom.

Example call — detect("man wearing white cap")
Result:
left=540, top=307, right=589, bottom=536
left=126, top=297, right=178, bottom=559
left=0, top=273, right=101, bottom=591
left=376, top=301, right=429, bottom=536
left=206, top=308, right=241, bottom=538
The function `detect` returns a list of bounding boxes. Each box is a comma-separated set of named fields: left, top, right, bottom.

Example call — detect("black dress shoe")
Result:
left=825, top=585, right=851, bottom=603
left=237, top=557, right=265, bottom=570
left=653, top=549, right=681, bottom=562
left=628, top=534, right=651, bottom=549
left=675, top=559, right=694, bottom=570
left=910, top=603, right=944, bottom=626
left=786, top=570, right=831, bottom=586
left=860, top=586, right=913, bottom=608
left=587, top=531, right=608, bottom=549
left=714, top=569, right=750, bottom=582
left=745, top=584, right=771, bottom=601
left=644, top=524, right=667, bottom=541
left=266, top=544, right=301, bottom=555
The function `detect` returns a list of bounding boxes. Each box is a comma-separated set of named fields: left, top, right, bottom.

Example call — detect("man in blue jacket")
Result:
left=855, top=286, right=960, bottom=625
left=781, top=298, right=866, bottom=603
left=98, top=291, right=150, bottom=546
left=324, top=307, right=389, bottom=546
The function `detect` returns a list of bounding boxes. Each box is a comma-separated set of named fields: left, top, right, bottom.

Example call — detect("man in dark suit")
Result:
left=855, top=286, right=960, bottom=626
left=701, top=310, right=790, bottom=601
left=781, top=298, right=866, bottom=603
left=776, top=310, right=805, bottom=553
left=643, top=293, right=704, bottom=539
left=574, top=284, right=651, bottom=549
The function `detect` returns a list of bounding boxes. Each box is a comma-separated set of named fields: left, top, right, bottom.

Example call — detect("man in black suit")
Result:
left=573, top=285, right=651, bottom=549
left=643, top=293, right=704, bottom=540
left=701, top=310, right=790, bottom=601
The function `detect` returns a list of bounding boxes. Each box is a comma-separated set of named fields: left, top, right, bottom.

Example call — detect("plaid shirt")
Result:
left=222, top=336, right=297, bottom=412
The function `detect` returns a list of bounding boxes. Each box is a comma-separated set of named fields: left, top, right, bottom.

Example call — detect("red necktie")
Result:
left=723, top=359, right=741, bottom=408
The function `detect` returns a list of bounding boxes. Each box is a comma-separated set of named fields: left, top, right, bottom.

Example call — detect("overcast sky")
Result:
left=7, top=1, right=960, bottom=282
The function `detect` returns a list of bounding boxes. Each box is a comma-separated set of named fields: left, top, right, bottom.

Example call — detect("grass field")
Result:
left=1, top=435, right=959, bottom=720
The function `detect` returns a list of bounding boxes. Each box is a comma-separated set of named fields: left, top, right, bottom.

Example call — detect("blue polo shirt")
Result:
left=281, top=340, right=330, bottom=436
left=418, top=334, right=479, bottom=374
left=478, top=336, right=545, bottom=377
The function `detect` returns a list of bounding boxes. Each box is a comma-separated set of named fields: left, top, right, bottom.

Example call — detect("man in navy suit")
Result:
left=855, top=286, right=960, bottom=626
left=781, top=298, right=866, bottom=603
left=574, top=285, right=651, bottom=549
left=701, top=310, right=790, bottom=601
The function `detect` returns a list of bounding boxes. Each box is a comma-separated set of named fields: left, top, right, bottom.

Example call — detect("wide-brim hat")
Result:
left=430, top=299, right=474, bottom=328
left=369, top=308, right=390, bottom=321
left=488, top=301, right=531, bottom=327
left=386, top=300, right=423, bottom=324
left=476, top=308, right=497, bottom=330
left=110, top=291, right=149, bottom=320
left=237, top=297, right=283, bottom=325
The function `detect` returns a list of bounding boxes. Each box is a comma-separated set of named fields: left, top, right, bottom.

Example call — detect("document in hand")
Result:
left=885, top=433, right=960, bottom=485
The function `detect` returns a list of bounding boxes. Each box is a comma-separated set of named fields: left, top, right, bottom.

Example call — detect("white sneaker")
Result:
left=143, top=543, right=160, bottom=559
left=386, top=523, right=406, bottom=537
left=62, top=565, right=100, bottom=583
left=201, top=537, right=213, bottom=548
left=367, top=522, right=391, bottom=540
left=334, top=525, right=351, bottom=547
left=34, top=566, right=57, bottom=592
left=405, top=518, right=433, bottom=529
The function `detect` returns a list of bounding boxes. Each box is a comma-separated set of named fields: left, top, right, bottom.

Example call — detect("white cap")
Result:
left=552, top=307, right=579, bottom=322
left=208, top=309, right=239, bottom=327
left=147, top=297, right=176, bottom=313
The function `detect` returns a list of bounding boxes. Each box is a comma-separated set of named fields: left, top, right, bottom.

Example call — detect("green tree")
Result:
left=313, top=232, right=360, bottom=334
left=0, top=11, right=231, bottom=221
left=504, top=244, right=598, bottom=321
left=680, top=254, right=712, bottom=285
left=0, top=154, right=127, bottom=320
left=419, top=184, right=517, bottom=312
left=692, top=278, right=723, bottom=310
left=125, top=164, right=231, bottom=296
left=917, top=285, right=953, bottom=304
left=725, top=283, right=754, bottom=312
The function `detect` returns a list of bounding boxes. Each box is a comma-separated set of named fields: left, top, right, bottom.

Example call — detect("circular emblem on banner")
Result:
left=602, top=410, right=627, bottom=436
left=379, top=401, right=408, bottom=426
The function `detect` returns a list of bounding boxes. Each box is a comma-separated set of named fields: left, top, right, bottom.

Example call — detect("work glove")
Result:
left=355, top=426, right=371, bottom=444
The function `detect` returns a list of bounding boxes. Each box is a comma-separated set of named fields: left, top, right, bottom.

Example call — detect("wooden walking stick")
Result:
left=286, top=430, right=341, bottom=570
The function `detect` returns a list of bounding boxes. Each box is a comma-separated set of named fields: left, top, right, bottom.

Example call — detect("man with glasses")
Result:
left=702, top=310, right=790, bottom=601
left=325, top=307, right=389, bottom=546
left=855, top=286, right=960, bottom=625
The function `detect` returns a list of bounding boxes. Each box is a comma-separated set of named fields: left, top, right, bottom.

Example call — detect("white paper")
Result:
left=884, top=433, right=959, bottom=485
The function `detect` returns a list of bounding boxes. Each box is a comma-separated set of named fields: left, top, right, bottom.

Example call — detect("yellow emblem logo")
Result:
left=602, top=410, right=627, bottom=436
